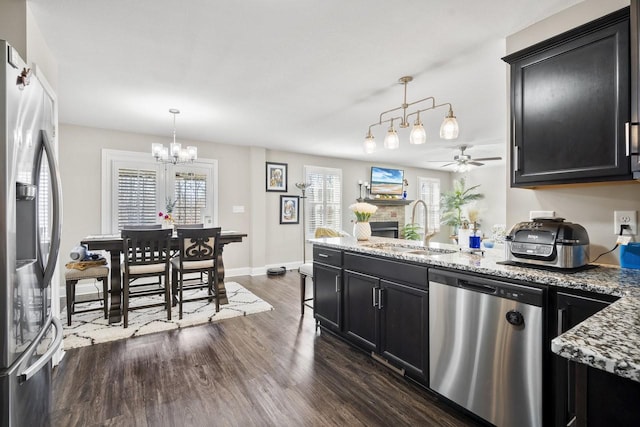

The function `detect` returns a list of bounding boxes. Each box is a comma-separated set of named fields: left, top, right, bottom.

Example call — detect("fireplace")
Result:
left=370, top=221, right=399, bottom=238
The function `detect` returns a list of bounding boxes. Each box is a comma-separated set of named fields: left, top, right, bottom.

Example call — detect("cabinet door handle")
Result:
left=372, top=287, right=378, bottom=307
left=626, top=122, right=630, bottom=157
left=626, top=122, right=640, bottom=156
left=335, top=275, right=340, bottom=292
left=557, top=308, right=566, bottom=336
left=378, top=288, right=383, bottom=309
left=513, top=145, right=520, bottom=172
left=318, top=253, right=329, bottom=258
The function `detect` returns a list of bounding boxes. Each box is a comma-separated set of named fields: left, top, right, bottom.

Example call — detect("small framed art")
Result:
left=280, top=195, right=299, bottom=224
left=266, top=162, right=288, bottom=192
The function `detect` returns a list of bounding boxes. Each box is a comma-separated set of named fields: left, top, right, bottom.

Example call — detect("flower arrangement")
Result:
left=349, top=202, right=377, bottom=222
left=158, top=197, right=177, bottom=222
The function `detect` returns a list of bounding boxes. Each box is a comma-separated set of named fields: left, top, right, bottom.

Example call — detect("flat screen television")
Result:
left=370, top=166, right=404, bottom=195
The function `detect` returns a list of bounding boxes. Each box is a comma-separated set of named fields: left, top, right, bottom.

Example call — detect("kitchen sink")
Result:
left=362, top=243, right=457, bottom=256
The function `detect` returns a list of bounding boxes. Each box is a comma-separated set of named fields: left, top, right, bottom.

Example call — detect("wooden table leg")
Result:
left=217, top=245, right=229, bottom=305
left=108, top=250, right=122, bottom=324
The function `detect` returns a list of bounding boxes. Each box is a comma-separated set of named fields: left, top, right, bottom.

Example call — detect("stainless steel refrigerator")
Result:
left=0, top=41, right=63, bottom=426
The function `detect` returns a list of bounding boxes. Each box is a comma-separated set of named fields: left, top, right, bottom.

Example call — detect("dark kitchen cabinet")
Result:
left=342, top=252, right=429, bottom=383
left=553, top=290, right=640, bottom=426
left=503, top=7, right=631, bottom=187
left=378, top=279, right=428, bottom=382
left=343, top=270, right=378, bottom=351
left=313, top=247, right=342, bottom=333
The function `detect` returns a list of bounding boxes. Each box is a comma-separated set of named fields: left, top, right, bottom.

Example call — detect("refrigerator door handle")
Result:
left=39, top=130, right=63, bottom=286
left=19, top=316, right=63, bottom=383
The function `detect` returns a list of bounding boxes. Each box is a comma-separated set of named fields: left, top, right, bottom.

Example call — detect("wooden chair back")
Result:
left=122, top=228, right=172, bottom=270
left=177, top=227, right=221, bottom=266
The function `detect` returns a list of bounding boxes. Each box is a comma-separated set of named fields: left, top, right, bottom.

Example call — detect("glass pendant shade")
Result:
left=384, top=125, right=399, bottom=150
left=363, top=133, right=376, bottom=153
left=409, top=121, right=427, bottom=145
left=151, top=109, right=198, bottom=164
left=440, top=109, right=459, bottom=140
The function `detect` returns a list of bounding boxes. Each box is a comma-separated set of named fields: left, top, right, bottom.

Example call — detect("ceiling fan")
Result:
left=429, top=145, right=502, bottom=169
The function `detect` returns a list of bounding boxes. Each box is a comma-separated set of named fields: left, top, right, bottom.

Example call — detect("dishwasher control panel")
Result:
left=429, top=268, right=544, bottom=307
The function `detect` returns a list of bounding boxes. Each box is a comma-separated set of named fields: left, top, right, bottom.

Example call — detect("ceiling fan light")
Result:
left=384, top=125, right=399, bottom=150
left=440, top=108, right=459, bottom=140
left=409, top=121, right=426, bottom=145
left=363, top=133, right=376, bottom=154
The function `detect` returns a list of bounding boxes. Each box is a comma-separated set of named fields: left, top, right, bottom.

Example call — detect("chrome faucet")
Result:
left=411, top=200, right=436, bottom=247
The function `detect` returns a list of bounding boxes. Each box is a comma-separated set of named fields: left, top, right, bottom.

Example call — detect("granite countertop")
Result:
left=310, top=236, right=640, bottom=383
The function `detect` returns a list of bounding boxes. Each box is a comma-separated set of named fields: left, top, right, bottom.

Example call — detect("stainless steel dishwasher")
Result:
left=429, top=268, right=544, bottom=427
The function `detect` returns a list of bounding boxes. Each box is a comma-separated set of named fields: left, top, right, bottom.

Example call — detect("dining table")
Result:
left=81, top=230, right=247, bottom=324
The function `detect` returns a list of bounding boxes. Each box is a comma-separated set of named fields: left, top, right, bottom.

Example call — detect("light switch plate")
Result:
left=614, top=210, right=637, bottom=235
left=232, top=205, right=245, bottom=213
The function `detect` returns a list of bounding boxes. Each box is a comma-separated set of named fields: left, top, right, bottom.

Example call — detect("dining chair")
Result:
left=175, top=223, right=204, bottom=229
left=122, top=224, right=162, bottom=230
left=171, top=227, right=221, bottom=319
left=121, top=228, right=172, bottom=328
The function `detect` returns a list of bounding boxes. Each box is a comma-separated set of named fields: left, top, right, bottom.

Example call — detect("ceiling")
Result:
left=28, top=0, right=581, bottom=170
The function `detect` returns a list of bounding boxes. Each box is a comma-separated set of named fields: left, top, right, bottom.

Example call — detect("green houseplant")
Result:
left=401, top=223, right=421, bottom=241
left=440, top=178, right=484, bottom=231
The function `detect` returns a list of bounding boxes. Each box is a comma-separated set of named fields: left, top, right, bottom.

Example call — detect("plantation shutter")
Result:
left=117, top=167, right=158, bottom=229
left=173, top=171, right=207, bottom=224
left=304, top=165, right=342, bottom=239
left=417, top=177, right=441, bottom=234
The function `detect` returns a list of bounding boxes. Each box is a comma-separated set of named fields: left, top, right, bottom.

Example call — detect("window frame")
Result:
left=101, top=149, right=218, bottom=233
left=416, top=176, right=441, bottom=235
left=303, top=165, right=342, bottom=239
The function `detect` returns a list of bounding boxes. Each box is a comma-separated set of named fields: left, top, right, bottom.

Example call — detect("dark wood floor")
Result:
left=51, top=272, right=479, bottom=426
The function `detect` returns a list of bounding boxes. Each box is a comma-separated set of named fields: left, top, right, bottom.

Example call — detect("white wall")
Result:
left=58, top=124, right=253, bottom=282
left=505, top=0, right=638, bottom=265
left=461, top=163, right=507, bottom=236
left=59, top=124, right=453, bottom=282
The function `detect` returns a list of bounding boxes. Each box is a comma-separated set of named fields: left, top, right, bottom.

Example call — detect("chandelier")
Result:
left=363, top=76, right=459, bottom=153
left=151, top=109, right=198, bottom=164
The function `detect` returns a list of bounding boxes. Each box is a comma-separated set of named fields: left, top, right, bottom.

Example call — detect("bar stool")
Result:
left=65, top=264, right=110, bottom=326
left=298, top=262, right=313, bottom=315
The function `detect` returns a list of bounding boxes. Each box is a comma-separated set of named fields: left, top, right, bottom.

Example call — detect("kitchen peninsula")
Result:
left=311, top=236, right=640, bottom=426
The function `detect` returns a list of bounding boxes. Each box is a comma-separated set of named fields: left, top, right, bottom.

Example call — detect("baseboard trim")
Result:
left=66, top=262, right=307, bottom=296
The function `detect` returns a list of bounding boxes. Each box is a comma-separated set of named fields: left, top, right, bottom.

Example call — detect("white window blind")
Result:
left=417, top=177, right=441, bottom=234
left=117, top=168, right=158, bottom=229
left=173, top=171, right=207, bottom=224
left=304, top=165, right=342, bottom=239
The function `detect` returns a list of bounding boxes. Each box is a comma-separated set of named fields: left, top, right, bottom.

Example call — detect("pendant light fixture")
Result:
left=151, top=109, right=198, bottom=164
left=363, top=76, right=459, bottom=153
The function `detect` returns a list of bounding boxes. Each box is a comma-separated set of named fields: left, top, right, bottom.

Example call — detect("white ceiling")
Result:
left=28, top=0, right=581, bottom=170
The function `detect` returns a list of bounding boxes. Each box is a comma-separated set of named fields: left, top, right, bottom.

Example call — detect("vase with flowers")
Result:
left=349, top=202, right=378, bottom=241
left=158, top=197, right=177, bottom=228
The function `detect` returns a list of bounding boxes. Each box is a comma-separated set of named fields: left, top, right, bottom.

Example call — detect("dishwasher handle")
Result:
left=459, top=280, right=497, bottom=295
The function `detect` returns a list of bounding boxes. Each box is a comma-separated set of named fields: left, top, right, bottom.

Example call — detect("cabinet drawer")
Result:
left=344, top=252, right=428, bottom=289
left=313, top=246, right=342, bottom=267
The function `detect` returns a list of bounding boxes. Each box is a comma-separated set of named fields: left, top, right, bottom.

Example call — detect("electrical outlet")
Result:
left=614, top=210, right=637, bottom=235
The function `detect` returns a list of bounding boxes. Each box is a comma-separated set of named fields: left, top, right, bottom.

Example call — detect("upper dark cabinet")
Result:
left=503, top=8, right=631, bottom=187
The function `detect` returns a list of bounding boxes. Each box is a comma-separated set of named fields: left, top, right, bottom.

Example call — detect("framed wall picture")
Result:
left=266, top=162, right=288, bottom=192
left=280, top=195, right=299, bottom=224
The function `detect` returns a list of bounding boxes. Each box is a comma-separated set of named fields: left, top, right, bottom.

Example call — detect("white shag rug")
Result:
left=62, top=281, right=273, bottom=349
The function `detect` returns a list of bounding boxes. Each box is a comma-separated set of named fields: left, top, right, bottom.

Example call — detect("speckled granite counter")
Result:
left=311, top=236, right=640, bottom=383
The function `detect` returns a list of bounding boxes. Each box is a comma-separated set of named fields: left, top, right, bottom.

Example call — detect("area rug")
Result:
left=61, top=281, right=273, bottom=350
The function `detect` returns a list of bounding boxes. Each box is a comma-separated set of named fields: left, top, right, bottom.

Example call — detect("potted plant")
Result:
left=440, top=178, right=484, bottom=236
left=349, top=202, right=378, bottom=241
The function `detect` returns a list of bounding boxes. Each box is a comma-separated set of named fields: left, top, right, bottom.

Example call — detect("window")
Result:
left=304, top=165, right=342, bottom=238
left=416, top=177, right=440, bottom=234
left=117, top=167, right=158, bottom=230
left=172, top=170, right=207, bottom=224
left=102, top=150, right=218, bottom=233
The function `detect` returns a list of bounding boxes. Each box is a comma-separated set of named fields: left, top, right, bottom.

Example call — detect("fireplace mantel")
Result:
left=356, top=198, right=413, bottom=206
